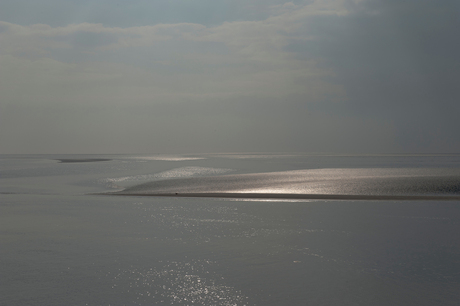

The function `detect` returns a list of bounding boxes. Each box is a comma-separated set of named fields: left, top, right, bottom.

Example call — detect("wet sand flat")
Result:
left=56, top=158, right=112, bottom=163
left=111, top=192, right=460, bottom=201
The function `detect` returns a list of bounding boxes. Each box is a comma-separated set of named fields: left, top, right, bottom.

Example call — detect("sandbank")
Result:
left=110, top=192, right=460, bottom=201
left=56, top=158, right=112, bottom=163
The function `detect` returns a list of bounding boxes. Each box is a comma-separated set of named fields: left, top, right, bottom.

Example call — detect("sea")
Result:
left=1, top=153, right=460, bottom=305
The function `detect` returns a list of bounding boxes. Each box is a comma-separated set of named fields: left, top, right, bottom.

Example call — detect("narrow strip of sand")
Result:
left=57, top=158, right=112, bottom=163
left=109, top=192, right=460, bottom=201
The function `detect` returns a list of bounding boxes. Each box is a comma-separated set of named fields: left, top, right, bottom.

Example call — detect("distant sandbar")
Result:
left=109, top=192, right=460, bottom=201
left=57, top=158, right=112, bottom=163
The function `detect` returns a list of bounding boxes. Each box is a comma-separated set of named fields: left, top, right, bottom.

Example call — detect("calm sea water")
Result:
left=1, top=153, right=460, bottom=305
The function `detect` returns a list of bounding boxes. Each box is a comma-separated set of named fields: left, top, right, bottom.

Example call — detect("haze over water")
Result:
left=1, top=153, right=460, bottom=305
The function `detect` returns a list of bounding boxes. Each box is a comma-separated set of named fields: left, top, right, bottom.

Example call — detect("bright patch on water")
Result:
left=111, top=260, right=248, bottom=305
left=208, top=153, right=309, bottom=159
left=127, top=155, right=206, bottom=161
left=101, top=166, right=233, bottom=189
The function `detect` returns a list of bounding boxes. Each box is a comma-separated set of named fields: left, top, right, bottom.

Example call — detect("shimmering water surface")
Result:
left=1, top=153, right=460, bottom=305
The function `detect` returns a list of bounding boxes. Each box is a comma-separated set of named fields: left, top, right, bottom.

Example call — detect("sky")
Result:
left=0, top=0, right=459, bottom=154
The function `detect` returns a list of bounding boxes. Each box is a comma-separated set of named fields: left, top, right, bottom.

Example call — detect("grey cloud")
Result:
left=316, top=0, right=459, bottom=106
left=66, top=31, right=119, bottom=49
left=0, top=22, right=8, bottom=33
left=287, top=0, right=460, bottom=151
left=0, top=0, right=294, bottom=28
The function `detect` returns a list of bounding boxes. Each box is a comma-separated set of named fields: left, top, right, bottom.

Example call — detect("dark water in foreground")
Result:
left=1, top=154, right=460, bottom=305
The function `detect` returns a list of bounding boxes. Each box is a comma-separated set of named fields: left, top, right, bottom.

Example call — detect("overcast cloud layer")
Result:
left=1, top=0, right=459, bottom=154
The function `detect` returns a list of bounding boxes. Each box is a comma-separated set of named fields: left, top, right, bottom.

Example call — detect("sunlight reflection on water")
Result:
left=127, top=155, right=206, bottom=161
left=111, top=260, right=248, bottom=305
left=100, top=166, right=233, bottom=189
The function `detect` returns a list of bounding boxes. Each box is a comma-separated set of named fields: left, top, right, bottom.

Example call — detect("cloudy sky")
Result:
left=1, top=0, right=459, bottom=154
